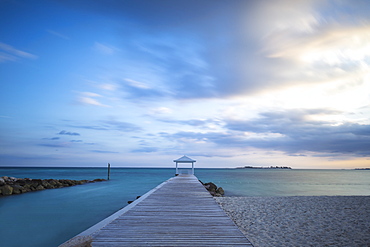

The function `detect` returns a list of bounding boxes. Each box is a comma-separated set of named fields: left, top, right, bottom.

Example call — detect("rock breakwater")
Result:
left=0, top=176, right=106, bottom=196
left=200, top=181, right=224, bottom=197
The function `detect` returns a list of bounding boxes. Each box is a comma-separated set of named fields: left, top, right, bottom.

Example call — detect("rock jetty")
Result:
left=200, top=181, right=224, bottom=197
left=0, top=176, right=106, bottom=196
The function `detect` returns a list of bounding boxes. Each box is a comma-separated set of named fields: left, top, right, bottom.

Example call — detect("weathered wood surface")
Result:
left=91, top=175, right=253, bottom=246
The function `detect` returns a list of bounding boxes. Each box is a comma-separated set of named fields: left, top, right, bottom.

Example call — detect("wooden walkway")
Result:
left=88, top=175, right=252, bottom=246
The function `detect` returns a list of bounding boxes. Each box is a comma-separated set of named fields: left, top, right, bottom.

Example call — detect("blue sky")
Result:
left=1, top=0, right=369, bottom=168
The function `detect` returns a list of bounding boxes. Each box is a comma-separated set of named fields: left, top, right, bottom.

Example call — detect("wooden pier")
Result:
left=63, top=175, right=253, bottom=246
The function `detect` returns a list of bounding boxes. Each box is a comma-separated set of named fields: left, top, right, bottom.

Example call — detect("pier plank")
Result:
left=91, top=175, right=253, bottom=246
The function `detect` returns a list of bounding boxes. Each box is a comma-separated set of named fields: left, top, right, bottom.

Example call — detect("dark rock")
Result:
left=54, top=181, right=63, bottom=188
left=204, top=182, right=217, bottom=193
left=31, top=179, right=42, bottom=188
left=216, top=187, right=224, bottom=196
left=11, top=185, right=23, bottom=194
left=35, top=184, right=45, bottom=191
left=44, top=182, right=55, bottom=189
left=17, top=179, right=26, bottom=186
left=92, top=178, right=106, bottom=182
left=1, top=185, right=14, bottom=195
left=65, top=180, right=74, bottom=186
left=47, top=179, right=57, bottom=187
left=23, top=184, right=32, bottom=192
left=41, top=180, right=50, bottom=187
left=202, top=181, right=224, bottom=197
left=30, top=183, right=39, bottom=189
left=59, top=179, right=73, bottom=186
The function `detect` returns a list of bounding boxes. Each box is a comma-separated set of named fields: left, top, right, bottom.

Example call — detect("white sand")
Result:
left=215, top=196, right=370, bottom=247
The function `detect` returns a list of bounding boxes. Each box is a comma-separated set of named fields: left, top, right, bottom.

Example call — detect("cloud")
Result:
left=0, top=42, right=38, bottom=62
left=131, top=147, right=158, bottom=153
left=223, top=109, right=370, bottom=156
left=96, top=0, right=369, bottom=100
left=120, top=78, right=168, bottom=99
left=97, top=83, right=119, bottom=91
left=149, top=107, right=173, bottom=115
left=39, top=143, right=70, bottom=148
left=69, top=125, right=109, bottom=131
left=262, top=25, right=370, bottom=86
left=288, top=154, right=307, bottom=157
left=124, top=78, right=151, bottom=89
left=1, top=0, right=368, bottom=169
left=246, top=1, right=370, bottom=97
left=58, top=130, right=80, bottom=136
left=90, top=150, right=119, bottom=154
left=159, top=108, right=370, bottom=157
left=93, top=42, right=119, bottom=55
left=68, top=119, right=142, bottom=133
left=70, top=140, right=83, bottom=143
left=159, top=118, right=221, bottom=128
left=77, top=92, right=110, bottom=107
left=47, top=30, right=70, bottom=40
left=79, top=97, right=105, bottom=106
left=103, top=120, right=142, bottom=132
left=42, top=137, right=61, bottom=140
left=0, top=154, right=59, bottom=162
left=226, top=109, right=342, bottom=134
left=0, top=52, right=17, bottom=62
left=185, top=153, right=236, bottom=158
left=159, top=131, right=231, bottom=147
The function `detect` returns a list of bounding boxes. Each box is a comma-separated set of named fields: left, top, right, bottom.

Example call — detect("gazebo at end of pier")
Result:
left=173, top=155, right=196, bottom=175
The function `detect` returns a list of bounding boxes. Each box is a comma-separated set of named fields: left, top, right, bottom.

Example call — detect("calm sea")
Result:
left=0, top=167, right=369, bottom=247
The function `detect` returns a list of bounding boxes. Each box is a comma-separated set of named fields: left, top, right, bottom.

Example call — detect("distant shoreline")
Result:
left=236, top=166, right=292, bottom=169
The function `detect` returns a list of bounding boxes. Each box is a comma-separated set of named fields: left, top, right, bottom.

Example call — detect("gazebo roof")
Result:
left=173, top=155, right=196, bottom=163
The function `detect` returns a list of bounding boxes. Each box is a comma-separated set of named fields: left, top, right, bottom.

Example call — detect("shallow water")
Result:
left=196, top=168, right=370, bottom=196
left=0, top=168, right=173, bottom=247
left=0, top=167, right=369, bottom=247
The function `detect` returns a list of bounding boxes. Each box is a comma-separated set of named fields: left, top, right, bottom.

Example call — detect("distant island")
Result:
left=354, top=168, right=370, bottom=170
left=236, top=166, right=292, bottom=169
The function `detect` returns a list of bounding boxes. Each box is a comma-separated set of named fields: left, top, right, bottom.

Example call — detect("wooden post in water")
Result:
left=107, top=163, right=111, bottom=180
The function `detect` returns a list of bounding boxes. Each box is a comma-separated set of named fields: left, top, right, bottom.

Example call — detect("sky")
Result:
left=1, top=0, right=370, bottom=169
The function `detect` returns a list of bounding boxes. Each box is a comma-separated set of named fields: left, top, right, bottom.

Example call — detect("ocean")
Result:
left=0, top=167, right=369, bottom=247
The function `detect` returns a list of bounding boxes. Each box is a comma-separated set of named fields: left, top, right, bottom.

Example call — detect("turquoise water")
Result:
left=0, top=167, right=369, bottom=247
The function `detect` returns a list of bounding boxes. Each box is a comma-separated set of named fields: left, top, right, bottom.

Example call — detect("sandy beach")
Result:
left=215, top=196, right=370, bottom=247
